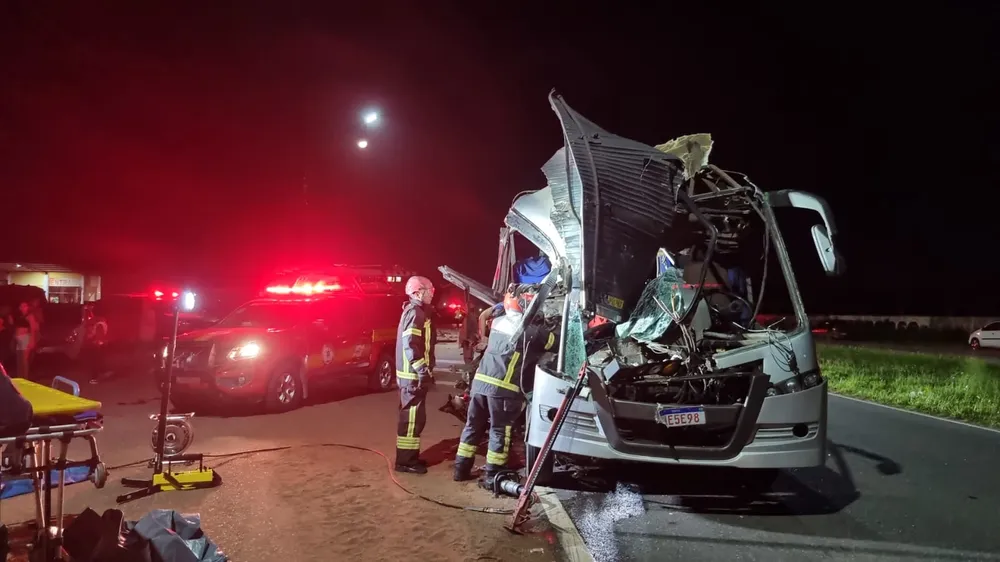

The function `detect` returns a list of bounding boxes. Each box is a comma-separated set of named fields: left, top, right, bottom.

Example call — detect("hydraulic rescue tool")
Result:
left=506, top=360, right=590, bottom=533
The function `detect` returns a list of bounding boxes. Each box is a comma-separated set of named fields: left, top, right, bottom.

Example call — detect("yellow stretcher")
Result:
left=0, top=376, right=106, bottom=561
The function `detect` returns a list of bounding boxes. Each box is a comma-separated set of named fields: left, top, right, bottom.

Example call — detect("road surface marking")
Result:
left=536, top=486, right=595, bottom=562
left=831, top=393, right=1000, bottom=435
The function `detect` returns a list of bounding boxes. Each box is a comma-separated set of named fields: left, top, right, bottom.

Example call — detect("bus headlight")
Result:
left=802, top=371, right=823, bottom=388
left=768, top=371, right=823, bottom=396
left=228, top=342, right=261, bottom=360
left=780, top=377, right=802, bottom=394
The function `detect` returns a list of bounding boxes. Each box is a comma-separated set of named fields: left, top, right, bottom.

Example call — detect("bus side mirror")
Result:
left=811, top=224, right=844, bottom=276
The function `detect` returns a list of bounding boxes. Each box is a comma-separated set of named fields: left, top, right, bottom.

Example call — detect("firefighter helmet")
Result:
left=405, top=276, right=435, bottom=298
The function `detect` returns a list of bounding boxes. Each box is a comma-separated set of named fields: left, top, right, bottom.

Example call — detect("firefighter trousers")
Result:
left=454, top=393, right=522, bottom=475
left=395, top=384, right=427, bottom=466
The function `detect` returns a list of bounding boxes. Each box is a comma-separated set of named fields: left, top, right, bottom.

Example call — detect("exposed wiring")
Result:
left=740, top=322, right=797, bottom=373
left=109, top=443, right=514, bottom=515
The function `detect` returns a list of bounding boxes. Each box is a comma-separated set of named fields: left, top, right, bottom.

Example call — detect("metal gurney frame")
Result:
left=1, top=376, right=106, bottom=561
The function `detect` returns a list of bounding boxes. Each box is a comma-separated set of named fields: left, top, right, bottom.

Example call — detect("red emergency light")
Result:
left=152, top=290, right=180, bottom=301
left=265, top=281, right=342, bottom=296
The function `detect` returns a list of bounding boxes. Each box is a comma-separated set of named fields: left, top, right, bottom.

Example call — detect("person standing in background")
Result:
left=14, top=302, right=33, bottom=379
left=0, top=308, right=15, bottom=375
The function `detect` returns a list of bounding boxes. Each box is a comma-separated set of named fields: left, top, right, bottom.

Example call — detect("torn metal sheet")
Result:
left=547, top=91, right=685, bottom=323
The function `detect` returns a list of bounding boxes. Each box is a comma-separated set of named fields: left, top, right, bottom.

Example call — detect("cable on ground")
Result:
left=108, top=442, right=514, bottom=515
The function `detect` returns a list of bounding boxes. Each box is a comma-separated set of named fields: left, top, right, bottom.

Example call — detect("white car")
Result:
left=968, top=322, right=1000, bottom=349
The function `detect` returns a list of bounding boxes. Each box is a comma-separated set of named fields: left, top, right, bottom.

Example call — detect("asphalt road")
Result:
left=550, top=394, right=1000, bottom=561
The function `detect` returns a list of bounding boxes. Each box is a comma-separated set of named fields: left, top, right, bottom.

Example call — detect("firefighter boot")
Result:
left=453, top=458, right=474, bottom=482
left=479, top=465, right=500, bottom=492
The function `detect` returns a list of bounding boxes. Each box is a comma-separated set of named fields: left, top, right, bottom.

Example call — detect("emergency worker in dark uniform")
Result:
left=394, top=275, right=437, bottom=474
left=453, top=284, right=558, bottom=485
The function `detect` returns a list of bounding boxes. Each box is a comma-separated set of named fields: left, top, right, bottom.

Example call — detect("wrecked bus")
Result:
left=441, top=91, right=843, bottom=483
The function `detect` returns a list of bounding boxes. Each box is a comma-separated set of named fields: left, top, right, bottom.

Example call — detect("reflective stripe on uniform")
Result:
left=407, top=406, right=418, bottom=437
left=396, top=371, right=418, bottom=380
left=473, top=373, right=520, bottom=392
left=405, top=328, right=422, bottom=337
left=486, top=425, right=513, bottom=466
left=545, top=332, right=556, bottom=350
left=412, top=358, right=427, bottom=369
left=456, top=442, right=477, bottom=458
left=396, top=436, right=420, bottom=450
left=502, top=351, right=521, bottom=388
left=424, top=319, right=432, bottom=361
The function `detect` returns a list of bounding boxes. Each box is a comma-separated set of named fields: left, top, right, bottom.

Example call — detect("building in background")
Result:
left=0, top=262, right=102, bottom=303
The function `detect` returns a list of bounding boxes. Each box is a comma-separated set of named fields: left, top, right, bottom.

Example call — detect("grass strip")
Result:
left=817, top=344, right=1000, bottom=429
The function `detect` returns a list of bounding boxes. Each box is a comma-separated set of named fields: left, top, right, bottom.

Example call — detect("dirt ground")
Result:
left=1, top=344, right=562, bottom=562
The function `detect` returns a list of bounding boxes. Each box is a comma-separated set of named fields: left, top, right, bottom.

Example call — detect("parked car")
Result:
left=35, top=302, right=107, bottom=361
left=968, top=321, right=1000, bottom=350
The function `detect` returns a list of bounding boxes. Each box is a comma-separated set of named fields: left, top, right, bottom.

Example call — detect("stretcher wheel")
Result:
left=150, top=419, right=194, bottom=456
left=91, top=462, right=108, bottom=489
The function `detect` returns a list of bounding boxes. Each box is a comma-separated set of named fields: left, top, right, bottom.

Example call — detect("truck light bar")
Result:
left=265, top=281, right=341, bottom=296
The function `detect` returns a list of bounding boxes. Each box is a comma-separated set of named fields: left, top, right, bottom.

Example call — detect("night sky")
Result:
left=1, top=3, right=995, bottom=315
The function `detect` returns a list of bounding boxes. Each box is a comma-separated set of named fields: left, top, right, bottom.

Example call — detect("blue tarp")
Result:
left=514, top=256, right=551, bottom=284
left=133, top=509, right=228, bottom=562
left=1, top=465, right=92, bottom=499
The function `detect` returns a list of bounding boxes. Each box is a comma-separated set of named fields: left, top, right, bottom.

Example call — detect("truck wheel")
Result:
left=368, top=354, right=395, bottom=392
left=525, top=444, right=554, bottom=486
left=265, top=363, right=303, bottom=413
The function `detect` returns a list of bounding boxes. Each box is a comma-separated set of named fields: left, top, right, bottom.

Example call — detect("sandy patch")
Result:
left=3, top=447, right=558, bottom=562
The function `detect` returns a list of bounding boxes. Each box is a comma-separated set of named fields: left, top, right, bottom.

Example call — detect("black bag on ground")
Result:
left=64, top=508, right=226, bottom=562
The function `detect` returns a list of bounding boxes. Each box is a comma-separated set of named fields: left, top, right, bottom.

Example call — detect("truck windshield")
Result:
left=216, top=301, right=309, bottom=329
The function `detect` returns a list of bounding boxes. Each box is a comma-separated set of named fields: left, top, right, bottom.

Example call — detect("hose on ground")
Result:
left=109, top=443, right=514, bottom=514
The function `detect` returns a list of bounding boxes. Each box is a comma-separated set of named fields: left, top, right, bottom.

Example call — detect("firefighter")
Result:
left=394, top=275, right=437, bottom=474
left=453, top=283, right=558, bottom=485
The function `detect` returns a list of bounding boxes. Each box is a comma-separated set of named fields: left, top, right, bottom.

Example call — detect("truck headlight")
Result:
left=228, top=342, right=261, bottom=360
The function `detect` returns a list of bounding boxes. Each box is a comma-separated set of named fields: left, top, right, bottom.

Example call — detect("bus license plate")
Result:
left=656, top=406, right=706, bottom=428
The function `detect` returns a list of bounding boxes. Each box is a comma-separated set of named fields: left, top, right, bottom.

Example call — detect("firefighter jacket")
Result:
left=471, top=314, right=558, bottom=400
left=395, top=298, right=436, bottom=386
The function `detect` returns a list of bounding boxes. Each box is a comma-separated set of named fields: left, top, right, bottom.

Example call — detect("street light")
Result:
left=357, top=139, right=369, bottom=149
left=363, top=110, right=379, bottom=126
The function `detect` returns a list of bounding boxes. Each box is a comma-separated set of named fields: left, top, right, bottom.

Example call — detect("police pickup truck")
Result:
left=164, top=272, right=402, bottom=413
